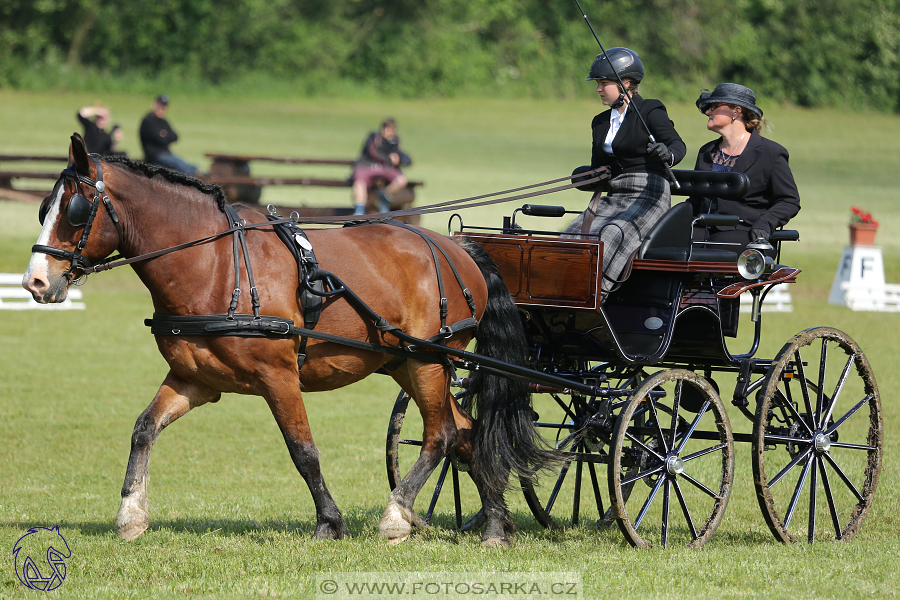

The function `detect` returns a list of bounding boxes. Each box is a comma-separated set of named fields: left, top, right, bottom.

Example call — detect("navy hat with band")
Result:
left=696, top=83, right=763, bottom=118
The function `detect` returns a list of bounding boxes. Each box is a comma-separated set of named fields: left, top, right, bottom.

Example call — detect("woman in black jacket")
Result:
left=690, top=83, right=800, bottom=250
left=563, top=47, right=685, bottom=295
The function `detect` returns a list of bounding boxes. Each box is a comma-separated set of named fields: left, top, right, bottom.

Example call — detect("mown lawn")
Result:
left=1, top=90, right=899, bottom=599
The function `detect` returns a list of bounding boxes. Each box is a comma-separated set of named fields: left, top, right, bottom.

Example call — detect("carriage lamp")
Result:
left=737, top=249, right=766, bottom=279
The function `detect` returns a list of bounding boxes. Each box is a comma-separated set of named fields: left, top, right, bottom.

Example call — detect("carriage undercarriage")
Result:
left=386, top=190, right=883, bottom=549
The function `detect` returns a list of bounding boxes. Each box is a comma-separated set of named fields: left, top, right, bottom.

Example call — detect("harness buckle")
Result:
left=439, top=325, right=453, bottom=339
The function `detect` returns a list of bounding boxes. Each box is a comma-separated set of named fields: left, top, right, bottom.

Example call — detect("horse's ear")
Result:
left=69, top=132, right=91, bottom=176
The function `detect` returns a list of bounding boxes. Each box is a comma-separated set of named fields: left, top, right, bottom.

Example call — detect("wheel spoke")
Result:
left=633, top=474, right=666, bottom=531
left=675, top=401, right=711, bottom=454
left=545, top=459, right=572, bottom=515
left=808, top=451, right=818, bottom=543
left=682, top=443, right=727, bottom=463
left=425, top=456, right=453, bottom=523
left=816, top=339, right=829, bottom=424
left=772, top=390, right=814, bottom=437
left=672, top=478, right=699, bottom=540
left=794, top=348, right=817, bottom=424
left=830, top=441, right=877, bottom=451
left=661, top=478, right=671, bottom=548
left=770, top=445, right=813, bottom=488
left=822, top=451, right=865, bottom=503
left=764, top=434, right=812, bottom=445
left=646, top=396, right=671, bottom=454
left=818, top=456, right=843, bottom=539
left=821, top=354, right=855, bottom=429
left=624, top=430, right=665, bottom=462
left=825, top=394, right=874, bottom=436
left=671, top=380, right=683, bottom=450
left=783, top=454, right=814, bottom=528
left=588, top=461, right=605, bottom=517
left=621, top=464, right=665, bottom=487
left=680, top=471, right=722, bottom=500
left=572, top=450, right=583, bottom=526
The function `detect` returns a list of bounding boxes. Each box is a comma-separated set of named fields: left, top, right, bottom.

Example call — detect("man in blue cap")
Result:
left=139, top=95, right=201, bottom=176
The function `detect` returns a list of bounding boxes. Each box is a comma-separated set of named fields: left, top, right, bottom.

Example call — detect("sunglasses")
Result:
left=38, top=181, right=94, bottom=228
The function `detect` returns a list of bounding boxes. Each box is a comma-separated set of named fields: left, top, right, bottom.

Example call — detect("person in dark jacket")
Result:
left=563, top=47, right=686, bottom=296
left=689, top=83, right=800, bottom=251
left=139, top=95, right=200, bottom=176
left=351, top=117, right=410, bottom=215
left=77, top=105, right=124, bottom=156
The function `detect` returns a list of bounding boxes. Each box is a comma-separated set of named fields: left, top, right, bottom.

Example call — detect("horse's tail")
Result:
left=455, top=237, right=557, bottom=496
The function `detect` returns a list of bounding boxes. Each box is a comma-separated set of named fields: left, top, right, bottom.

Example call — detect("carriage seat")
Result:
left=638, top=202, right=740, bottom=262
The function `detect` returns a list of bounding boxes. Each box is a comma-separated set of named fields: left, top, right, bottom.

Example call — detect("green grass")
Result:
left=1, top=90, right=900, bottom=599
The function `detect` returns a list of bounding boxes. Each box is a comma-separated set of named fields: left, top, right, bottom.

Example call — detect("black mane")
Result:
left=104, top=155, right=226, bottom=212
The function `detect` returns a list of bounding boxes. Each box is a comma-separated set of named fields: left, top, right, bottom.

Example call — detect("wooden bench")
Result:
left=205, top=153, right=423, bottom=223
left=0, top=155, right=67, bottom=202
left=0, top=273, right=84, bottom=310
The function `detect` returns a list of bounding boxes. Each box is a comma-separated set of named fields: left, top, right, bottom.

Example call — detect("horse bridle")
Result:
left=33, top=156, right=124, bottom=284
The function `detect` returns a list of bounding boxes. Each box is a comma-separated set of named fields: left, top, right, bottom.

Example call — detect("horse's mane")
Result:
left=104, top=155, right=226, bottom=212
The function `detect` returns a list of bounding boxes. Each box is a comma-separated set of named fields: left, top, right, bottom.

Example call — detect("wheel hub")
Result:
left=813, top=432, right=831, bottom=454
left=665, top=455, right=684, bottom=475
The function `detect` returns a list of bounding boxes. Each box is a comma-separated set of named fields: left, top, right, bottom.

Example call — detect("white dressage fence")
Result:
left=0, top=273, right=85, bottom=310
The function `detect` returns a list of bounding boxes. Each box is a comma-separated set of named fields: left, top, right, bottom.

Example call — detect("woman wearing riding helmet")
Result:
left=563, top=47, right=686, bottom=297
left=689, top=83, right=800, bottom=251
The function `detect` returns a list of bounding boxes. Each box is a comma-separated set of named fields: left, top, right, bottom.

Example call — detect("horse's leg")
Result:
left=468, top=463, right=516, bottom=547
left=116, top=372, right=220, bottom=541
left=379, top=361, right=457, bottom=543
left=263, top=384, right=347, bottom=540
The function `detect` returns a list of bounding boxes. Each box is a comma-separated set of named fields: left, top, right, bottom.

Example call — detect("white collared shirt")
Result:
left=604, top=103, right=629, bottom=154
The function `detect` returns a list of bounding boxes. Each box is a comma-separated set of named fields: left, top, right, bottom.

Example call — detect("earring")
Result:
left=732, top=115, right=737, bottom=122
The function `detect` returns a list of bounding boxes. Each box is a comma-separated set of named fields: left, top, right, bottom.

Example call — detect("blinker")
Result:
left=67, top=193, right=93, bottom=227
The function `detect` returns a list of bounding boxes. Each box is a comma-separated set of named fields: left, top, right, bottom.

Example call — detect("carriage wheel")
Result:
left=609, top=369, right=734, bottom=548
left=520, top=372, right=644, bottom=529
left=386, top=389, right=474, bottom=529
left=752, top=327, right=883, bottom=543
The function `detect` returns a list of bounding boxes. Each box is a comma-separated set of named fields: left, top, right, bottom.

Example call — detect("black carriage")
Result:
left=386, top=170, right=883, bottom=548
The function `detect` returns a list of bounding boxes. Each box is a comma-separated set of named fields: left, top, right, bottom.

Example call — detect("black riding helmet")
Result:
left=586, top=47, right=644, bottom=83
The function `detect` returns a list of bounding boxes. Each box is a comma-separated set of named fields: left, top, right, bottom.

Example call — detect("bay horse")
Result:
left=23, top=134, right=553, bottom=546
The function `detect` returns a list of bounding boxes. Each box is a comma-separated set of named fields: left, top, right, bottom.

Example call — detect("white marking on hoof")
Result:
left=378, top=501, right=413, bottom=542
left=116, top=494, right=149, bottom=541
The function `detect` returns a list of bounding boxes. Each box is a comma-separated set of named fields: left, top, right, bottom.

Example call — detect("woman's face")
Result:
left=596, top=79, right=622, bottom=106
left=704, top=103, right=738, bottom=133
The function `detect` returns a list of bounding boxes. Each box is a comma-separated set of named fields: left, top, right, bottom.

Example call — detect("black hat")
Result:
left=586, top=47, right=644, bottom=83
left=696, top=83, right=762, bottom=118
left=156, top=94, right=169, bottom=106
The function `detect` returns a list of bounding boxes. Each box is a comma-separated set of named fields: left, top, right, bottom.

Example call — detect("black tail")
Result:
left=456, top=237, right=557, bottom=496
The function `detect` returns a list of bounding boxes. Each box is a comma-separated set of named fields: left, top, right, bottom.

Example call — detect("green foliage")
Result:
left=3, top=0, right=898, bottom=109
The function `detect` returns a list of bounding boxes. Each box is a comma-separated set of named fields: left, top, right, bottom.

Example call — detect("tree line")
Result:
left=3, top=0, right=898, bottom=111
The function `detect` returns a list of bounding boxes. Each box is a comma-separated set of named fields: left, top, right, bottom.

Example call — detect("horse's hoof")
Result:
left=115, top=496, right=149, bottom=541
left=378, top=502, right=413, bottom=543
left=386, top=533, right=410, bottom=545
left=116, top=519, right=149, bottom=541
left=314, top=523, right=347, bottom=540
left=481, top=535, right=509, bottom=548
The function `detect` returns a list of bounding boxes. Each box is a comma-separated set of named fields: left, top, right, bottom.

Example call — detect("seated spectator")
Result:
left=351, top=118, right=411, bottom=215
left=689, top=83, right=800, bottom=254
left=139, top=95, right=201, bottom=177
left=77, top=104, right=125, bottom=156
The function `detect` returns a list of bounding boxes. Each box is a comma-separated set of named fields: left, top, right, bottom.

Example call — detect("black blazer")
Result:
left=689, top=129, right=800, bottom=233
left=591, top=94, right=686, bottom=179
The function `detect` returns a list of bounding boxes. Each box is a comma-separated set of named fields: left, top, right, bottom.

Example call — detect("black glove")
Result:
left=750, top=228, right=770, bottom=241
left=647, top=142, right=674, bottom=166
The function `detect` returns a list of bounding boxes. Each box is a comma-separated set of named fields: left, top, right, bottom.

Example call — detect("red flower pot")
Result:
left=849, top=223, right=878, bottom=246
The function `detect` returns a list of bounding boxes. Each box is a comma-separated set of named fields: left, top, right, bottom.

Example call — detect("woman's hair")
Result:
left=736, top=106, right=769, bottom=133
left=621, top=78, right=640, bottom=95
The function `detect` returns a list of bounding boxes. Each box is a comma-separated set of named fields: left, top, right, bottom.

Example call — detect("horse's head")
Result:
left=23, top=133, right=123, bottom=303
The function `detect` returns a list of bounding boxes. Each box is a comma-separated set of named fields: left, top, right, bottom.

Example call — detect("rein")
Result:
left=71, top=167, right=609, bottom=276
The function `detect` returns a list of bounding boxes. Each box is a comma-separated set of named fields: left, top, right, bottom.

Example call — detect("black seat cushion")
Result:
left=639, top=201, right=692, bottom=260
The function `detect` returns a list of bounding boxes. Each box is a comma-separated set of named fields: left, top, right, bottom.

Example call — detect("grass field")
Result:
left=1, top=89, right=899, bottom=599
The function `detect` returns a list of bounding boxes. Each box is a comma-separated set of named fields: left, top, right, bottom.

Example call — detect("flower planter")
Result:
left=850, top=223, right=878, bottom=246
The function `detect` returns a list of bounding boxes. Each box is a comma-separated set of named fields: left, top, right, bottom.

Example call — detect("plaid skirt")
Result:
left=562, top=172, right=671, bottom=296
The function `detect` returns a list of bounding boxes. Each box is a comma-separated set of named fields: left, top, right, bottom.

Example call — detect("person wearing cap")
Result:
left=139, top=94, right=200, bottom=176
left=77, top=104, right=124, bottom=156
left=690, top=83, right=800, bottom=249
left=350, top=117, right=410, bottom=215
left=563, top=47, right=686, bottom=296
